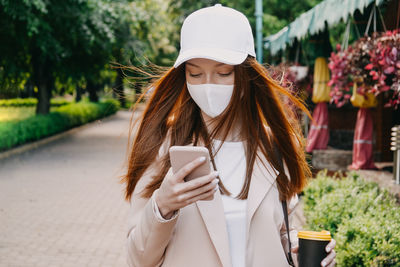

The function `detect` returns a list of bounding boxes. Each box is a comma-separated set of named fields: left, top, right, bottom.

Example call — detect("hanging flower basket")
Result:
left=365, top=30, right=400, bottom=108
left=327, top=44, right=353, bottom=107
left=328, top=30, right=400, bottom=109
left=350, top=82, right=378, bottom=108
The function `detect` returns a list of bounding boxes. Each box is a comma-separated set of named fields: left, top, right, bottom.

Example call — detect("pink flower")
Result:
left=365, top=64, right=374, bottom=70
left=370, top=71, right=379, bottom=80
left=384, top=66, right=395, bottom=74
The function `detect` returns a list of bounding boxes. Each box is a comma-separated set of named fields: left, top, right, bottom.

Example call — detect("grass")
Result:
left=0, top=107, right=60, bottom=122
left=0, top=99, right=120, bottom=151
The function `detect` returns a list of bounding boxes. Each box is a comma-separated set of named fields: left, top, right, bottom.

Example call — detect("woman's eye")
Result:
left=219, top=72, right=233, bottom=77
left=189, top=72, right=232, bottom=77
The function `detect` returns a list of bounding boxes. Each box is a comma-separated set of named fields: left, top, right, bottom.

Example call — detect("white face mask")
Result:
left=186, top=82, right=234, bottom=118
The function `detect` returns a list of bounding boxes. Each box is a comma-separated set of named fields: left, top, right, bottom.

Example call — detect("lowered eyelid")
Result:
left=188, top=71, right=232, bottom=74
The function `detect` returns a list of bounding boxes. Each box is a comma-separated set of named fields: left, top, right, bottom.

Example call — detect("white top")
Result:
left=212, top=139, right=247, bottom=267
left=152, top=140, right=248, bottom=267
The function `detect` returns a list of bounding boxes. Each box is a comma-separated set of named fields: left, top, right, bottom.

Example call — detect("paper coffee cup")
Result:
left=298, top=230, right=331, bottom=267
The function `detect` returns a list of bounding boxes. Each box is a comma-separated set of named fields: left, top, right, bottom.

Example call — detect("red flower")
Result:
left=369, top=71, right=379, bottom=80
left=365, top=64, right=374, bottom=70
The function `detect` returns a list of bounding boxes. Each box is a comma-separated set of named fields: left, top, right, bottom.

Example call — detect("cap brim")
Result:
left=173, top=47, right=248, bottom=68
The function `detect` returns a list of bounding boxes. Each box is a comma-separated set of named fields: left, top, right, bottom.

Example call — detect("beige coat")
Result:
left=126, top=141, right=299, bottom=267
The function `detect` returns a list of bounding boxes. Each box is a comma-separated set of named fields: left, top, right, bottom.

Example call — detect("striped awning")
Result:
left=264, top=0, right=386, bottom=55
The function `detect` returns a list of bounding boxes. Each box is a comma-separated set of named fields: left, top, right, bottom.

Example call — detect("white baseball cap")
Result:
left=173, top=3, right=256, bottom=68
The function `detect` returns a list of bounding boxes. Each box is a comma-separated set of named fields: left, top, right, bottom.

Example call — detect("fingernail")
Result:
left=214, top=185, right=219, bottom=191
left=213, top=171, right=219, bottom=176
left=321, top=260, right=327, bottom=267
left=212, top=179, right=218, bottom=184
left=199, top=156, right=206, bottom=162
left=326, top=246, right=331, bottom=253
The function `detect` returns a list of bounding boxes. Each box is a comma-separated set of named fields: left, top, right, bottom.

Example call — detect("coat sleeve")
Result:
left=126, top=141, right=179, bottom=267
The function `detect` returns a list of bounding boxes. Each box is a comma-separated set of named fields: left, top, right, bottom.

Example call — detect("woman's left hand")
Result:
left=321, top=238, right=336, bottom=266
left=291, top=238, right=336, bottom=267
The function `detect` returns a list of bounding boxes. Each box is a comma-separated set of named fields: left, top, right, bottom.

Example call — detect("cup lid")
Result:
left=298, top=230, right=331, bottom=241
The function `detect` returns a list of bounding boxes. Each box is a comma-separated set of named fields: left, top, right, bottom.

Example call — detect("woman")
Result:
left=123, top=4, right=336, bottom=267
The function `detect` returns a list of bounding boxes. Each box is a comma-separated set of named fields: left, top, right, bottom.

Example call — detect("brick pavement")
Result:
left=0, top=110, right=138, bottom=267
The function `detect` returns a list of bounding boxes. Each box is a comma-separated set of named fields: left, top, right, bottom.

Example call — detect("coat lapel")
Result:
left=188, top=143, right=279, bottom=267
left=185, top=141, right=232, bottom=266
left=246, top=154, right=280, bottom=239
left=196, top=191, right=232, bottom=267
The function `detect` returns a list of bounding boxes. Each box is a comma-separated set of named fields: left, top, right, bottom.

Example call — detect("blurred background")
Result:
left=0, top=0, right=399, bottom=266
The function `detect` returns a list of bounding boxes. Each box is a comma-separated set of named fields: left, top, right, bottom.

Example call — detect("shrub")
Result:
left=0, top=99, right=120, bottom=151
left=303, top=171, right=400, bottom=266
left=0, top=98, right=71, bottom=107
left=55, top=99, right=120, bottom=126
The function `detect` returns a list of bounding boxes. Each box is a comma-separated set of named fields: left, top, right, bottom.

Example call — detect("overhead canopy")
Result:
left=264, top=0, right=385, bottom=55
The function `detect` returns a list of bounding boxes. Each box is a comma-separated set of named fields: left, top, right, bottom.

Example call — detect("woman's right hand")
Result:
left=155, top=156, right=219, bottom=219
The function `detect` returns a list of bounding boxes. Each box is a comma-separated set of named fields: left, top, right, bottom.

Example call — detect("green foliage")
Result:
left=303, top=171, right=400, bottom=266
left=0, top=99, right=120, bottom=151
left=55, top=99, right=120, bottom=127
left=129, top=0, right=178, bottom=66
left=0, top=98, right=71, bottom=107
left=0, top=0, right=180, bottom=109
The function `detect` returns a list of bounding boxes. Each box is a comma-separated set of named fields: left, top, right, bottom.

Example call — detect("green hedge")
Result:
left=303, top=171, right=400, bottom=266
left=0, top=98, right=71, bottom=107
left=0, top=99, right=120, bottom=151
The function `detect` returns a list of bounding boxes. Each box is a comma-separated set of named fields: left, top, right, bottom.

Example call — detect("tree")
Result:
left=0, top=0, right=121, bottom=113
left=110, top=0, right=179, bottom=105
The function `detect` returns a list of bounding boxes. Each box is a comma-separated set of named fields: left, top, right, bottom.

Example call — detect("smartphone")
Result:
left=169, top=146, right=212, bottom=182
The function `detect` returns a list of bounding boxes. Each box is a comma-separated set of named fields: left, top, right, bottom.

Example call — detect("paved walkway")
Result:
left=0, top=108, right=308, bottom=267
left=0, top=110, right=138, bottom=267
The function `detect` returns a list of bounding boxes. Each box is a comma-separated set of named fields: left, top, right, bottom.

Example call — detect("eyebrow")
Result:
left=186, top=62, right=228, bottom=68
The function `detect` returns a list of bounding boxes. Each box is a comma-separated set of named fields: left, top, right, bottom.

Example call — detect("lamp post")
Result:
left=391, top=125, right=400, bottom=185
left=255, top=0, right=263, bottom=63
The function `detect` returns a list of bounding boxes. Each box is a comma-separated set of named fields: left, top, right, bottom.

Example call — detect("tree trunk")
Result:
left=113, top=67, right=126, bottom=107
left=25, top=80, right=35, bottom=98
left=76, top=86, right=82, bottom=102
left=86, top=80, right=99, bottom=102
left=134, top=82, right=141, bottom=102
left=36, top=79, right=52, bottom=114
left=32, top=49, right=52, bottom=115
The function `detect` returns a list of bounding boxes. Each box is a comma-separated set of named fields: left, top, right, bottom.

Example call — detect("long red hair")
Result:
left=121, top=56, right=312, bottom=202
